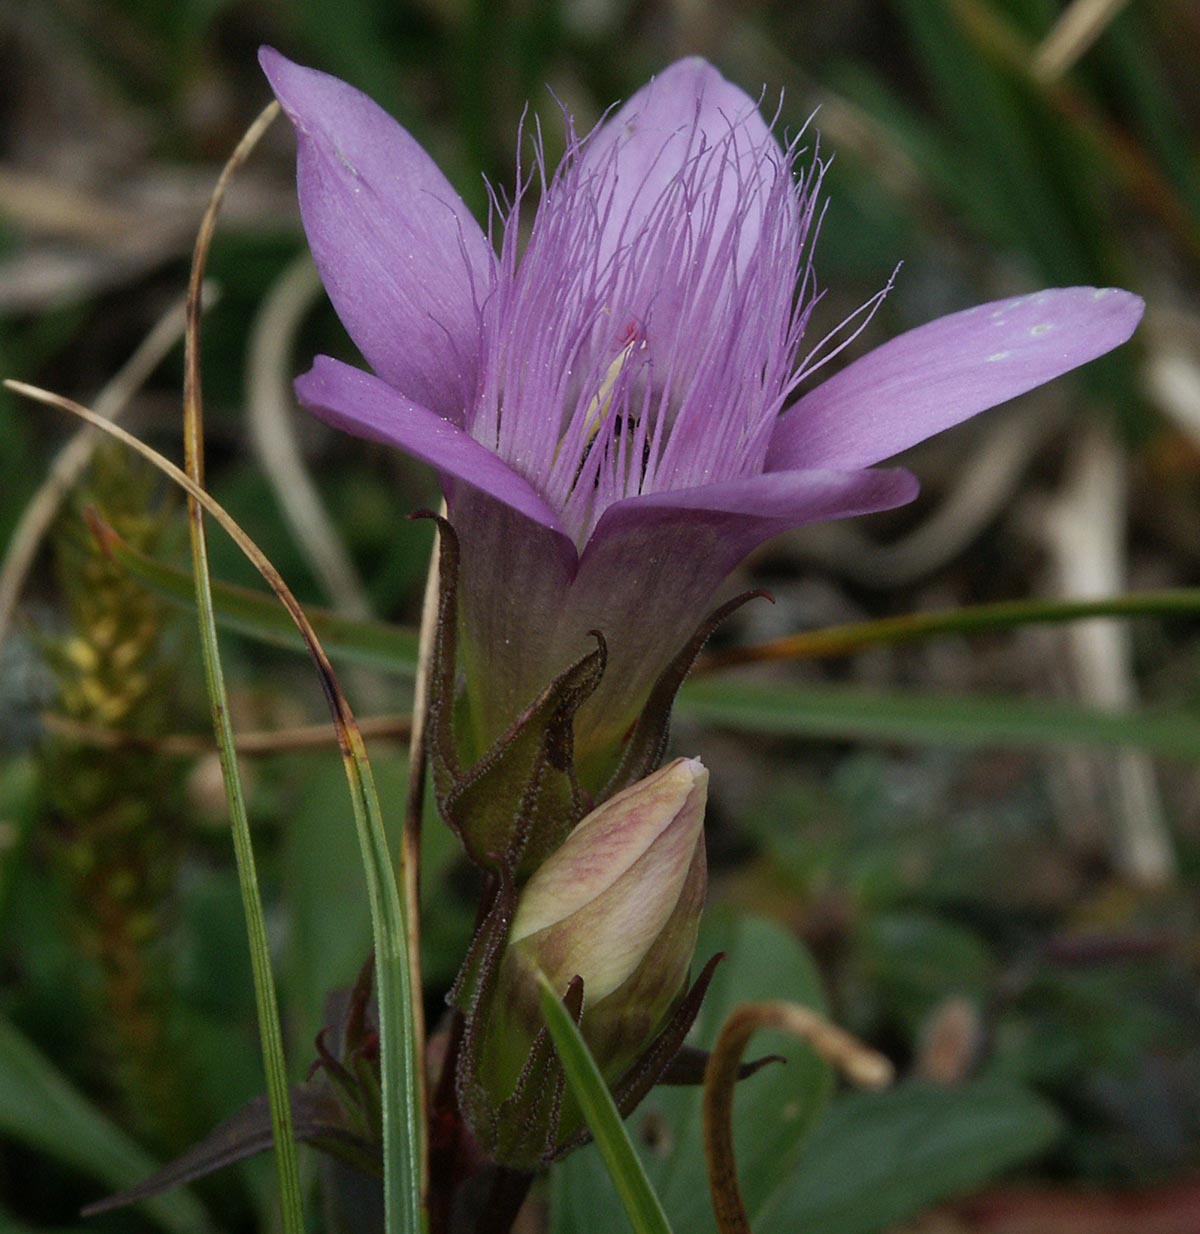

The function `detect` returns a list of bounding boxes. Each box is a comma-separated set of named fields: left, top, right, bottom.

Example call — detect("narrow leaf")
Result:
left=700, top=589, right=1200, bottom=672
left=81, top=1084, right=379, bottom=1217
left=180, top=99, right=305, bottom=1234
left=678, top=679, right=1200, bottom=761
left=537, top=973, right=675, bottom=1234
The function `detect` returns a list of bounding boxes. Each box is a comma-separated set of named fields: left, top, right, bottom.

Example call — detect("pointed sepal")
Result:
left=656, top=1043, right=784, bottom=1086
left=80, top=1083, right=380, bottom=1217
left=442, top=633, right=607, bottom=872
left=416, top=510, right=610, bottom=873
left=604, top=590, right=772, bottom=797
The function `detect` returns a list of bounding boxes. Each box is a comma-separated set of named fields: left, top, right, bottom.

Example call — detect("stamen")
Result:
left=578, top=325, right=644, bottom=449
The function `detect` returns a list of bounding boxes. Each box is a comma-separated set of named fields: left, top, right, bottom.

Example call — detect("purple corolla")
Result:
left=261, top=49, right=1143, bottom=762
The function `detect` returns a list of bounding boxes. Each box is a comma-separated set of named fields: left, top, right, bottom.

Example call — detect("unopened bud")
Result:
left=509, top=755, right=708, bottom=1019
left=471, top=758, right=708, bottom=1160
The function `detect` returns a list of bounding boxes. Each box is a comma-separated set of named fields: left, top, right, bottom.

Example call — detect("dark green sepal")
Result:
left=441, top=632, right=605, bottom=871
left=603, top=590, right=772, bottom=798
left=449, top=871, right=517, bottom=1018
left=656, top=1043, right=784, bottom=1086
left=453, top=869, right=583, bottom=1170
left=457, top=950, right=729, bottom=1170
left=450, top=876, right=585, bottom=1169
left=492, top=976, right=583, bottom=1167
left=415, top=511, right=608, bottom=873
left=80, top=1083, right=380, bottom=1218
left=450, top=872, right=520, bottom=1157
left=552, top=951, right=726, bottom=1160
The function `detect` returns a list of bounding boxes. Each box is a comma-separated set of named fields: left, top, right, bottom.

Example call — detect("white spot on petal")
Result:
left=987, top=351, right=1010, bottom=362
left=1030, top=323, right=1053, bottom=336
left=1092, top=287, right=1114, bottom=299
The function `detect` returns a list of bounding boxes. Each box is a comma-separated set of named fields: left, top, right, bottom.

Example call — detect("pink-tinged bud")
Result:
left=464, top=750, right=706, bottom=1164
left=496, top=750, right=701, bottom=1071
left=509, top=756, right=708, bottom=1009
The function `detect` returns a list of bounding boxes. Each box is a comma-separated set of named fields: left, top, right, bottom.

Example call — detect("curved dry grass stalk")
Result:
left=702, top=1000, right=892, bottom=1234
left=183, top=90, right=423, bottom=1228
left=7, top=371, right=423, bottom=1210
left=0, top=286, right=215, bottom=654
left=175, top=99, right=308, bottom=1234
left=4, top=369, right=428, bottom=1228
left=1033, top=0, right=1134, bottom=82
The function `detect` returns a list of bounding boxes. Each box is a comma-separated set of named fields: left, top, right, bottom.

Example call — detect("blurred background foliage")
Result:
left=1, top=0, right=1198, bottom=1231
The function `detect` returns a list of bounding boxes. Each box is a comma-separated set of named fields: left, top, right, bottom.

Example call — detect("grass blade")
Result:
left=176, top=91, right=423, bottom=1234
left=537, top=972, right=674, bottom=1234
left=677, top=679, right=1200, bottom=761
left=699, top=589, right=1200, bottom=673
left=4, top=388, right=426, bottom=1232
left=178, top=100, right=304, bottom=1234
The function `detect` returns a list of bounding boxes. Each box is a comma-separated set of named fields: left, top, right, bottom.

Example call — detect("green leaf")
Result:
left=755, top=1079, right=1061, bottom=1234
left=333, top=739, right=424, bottom=1234
left=537, top=973, right=674, bottom=1234
left=98, top=527, right=418, bottom=674
left=712, top=589, right=1200, bottom=667
left=0, top=1015, right=213, bottom=1234
left=677, top=679, right=1200, bottom=761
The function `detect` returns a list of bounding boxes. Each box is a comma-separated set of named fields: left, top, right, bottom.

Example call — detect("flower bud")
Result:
left=469, top=759, right=708, bottom=1164
left=509, top=755, right=708, bottom=1033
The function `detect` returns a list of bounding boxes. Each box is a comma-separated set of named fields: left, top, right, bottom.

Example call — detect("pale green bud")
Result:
left=511, top=756, right=707, bottom=997
left=458, top=758, right=709, bottom=1165
left=499, top=757, right=707, bottom=1082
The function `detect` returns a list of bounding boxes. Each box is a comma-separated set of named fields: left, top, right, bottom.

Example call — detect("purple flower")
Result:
left=261, top=49, right=1143, bottom=761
